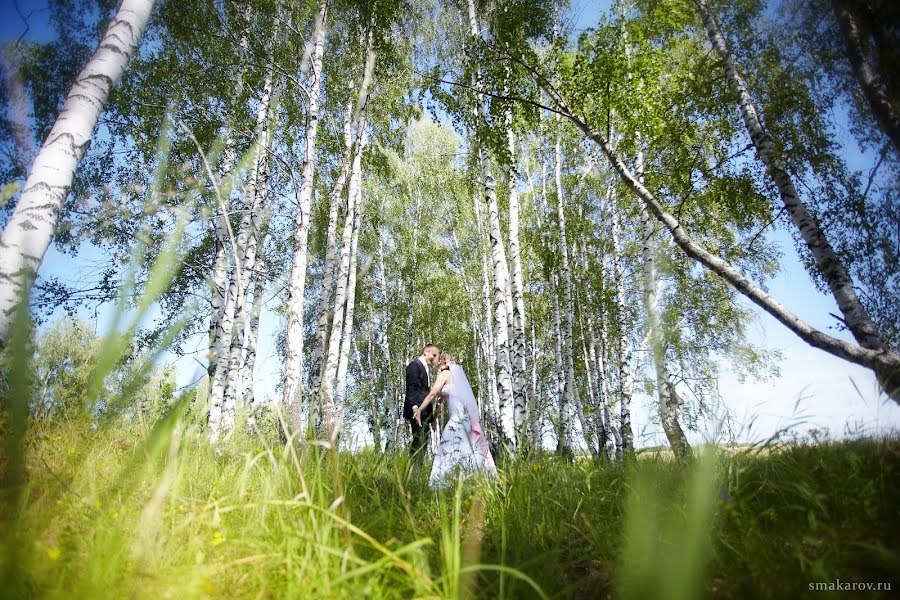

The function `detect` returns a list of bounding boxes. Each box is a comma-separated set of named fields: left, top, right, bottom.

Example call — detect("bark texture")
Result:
left=466, top=0, right=516, bottom=448
left=831, top=0, right=900, bottom=155
left=282, top=0, right=328, bottom=429
left=0, top=0, right=154, bottom=347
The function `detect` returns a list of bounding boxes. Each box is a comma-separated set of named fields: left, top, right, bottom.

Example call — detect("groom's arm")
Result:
left=412, top=370, right=450, bottom=425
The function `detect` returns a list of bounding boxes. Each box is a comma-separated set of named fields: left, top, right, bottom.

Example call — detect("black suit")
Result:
left=405, top=358, right=432, bottom=457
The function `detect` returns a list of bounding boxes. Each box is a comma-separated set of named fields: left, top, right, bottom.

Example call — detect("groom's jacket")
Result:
left=404, top=359, right=432, bottom=421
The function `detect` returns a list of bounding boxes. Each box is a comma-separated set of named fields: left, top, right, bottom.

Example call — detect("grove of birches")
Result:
left=1, top=0, right=898, bottom=459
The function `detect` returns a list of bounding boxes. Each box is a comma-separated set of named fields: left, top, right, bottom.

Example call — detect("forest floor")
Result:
left=2, top=415, right=897, bottom=599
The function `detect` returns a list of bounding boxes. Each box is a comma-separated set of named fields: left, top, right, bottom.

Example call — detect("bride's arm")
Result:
left=413, top=371, right=450, bottom=425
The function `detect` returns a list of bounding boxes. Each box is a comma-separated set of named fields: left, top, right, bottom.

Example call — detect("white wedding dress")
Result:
left=429, top=363, right=498, bottom=488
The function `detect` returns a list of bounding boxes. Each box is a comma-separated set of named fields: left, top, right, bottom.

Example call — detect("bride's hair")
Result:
left=437, top=351, right=455, bottom=369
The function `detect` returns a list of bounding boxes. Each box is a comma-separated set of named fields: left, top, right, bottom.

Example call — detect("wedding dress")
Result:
left=429, top=362, right=498, bottom=487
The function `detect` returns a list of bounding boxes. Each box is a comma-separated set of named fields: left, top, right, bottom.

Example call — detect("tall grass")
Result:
left=2, top=409, right=897, bottom=598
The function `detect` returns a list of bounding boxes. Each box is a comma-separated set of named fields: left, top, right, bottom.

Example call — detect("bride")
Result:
left=412, top=352, right=497, bottom=487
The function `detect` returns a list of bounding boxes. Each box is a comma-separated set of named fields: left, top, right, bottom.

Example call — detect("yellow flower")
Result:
left=211, top=530, right=225, bottom=546
left=47, top=547, right=61, bottom=561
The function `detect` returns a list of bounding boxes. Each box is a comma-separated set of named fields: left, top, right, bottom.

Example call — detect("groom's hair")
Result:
left=422, top=343, right=438, bottom=352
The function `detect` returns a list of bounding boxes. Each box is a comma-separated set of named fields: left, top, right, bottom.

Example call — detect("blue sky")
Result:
left=3, top=0, right=898, bottom=447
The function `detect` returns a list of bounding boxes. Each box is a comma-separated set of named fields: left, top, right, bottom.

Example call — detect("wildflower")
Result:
left=202, top=579, right=217, bottom=595
left=211, top=530, right=225, bottom=546
left=47, top=546, right=61, bottom=561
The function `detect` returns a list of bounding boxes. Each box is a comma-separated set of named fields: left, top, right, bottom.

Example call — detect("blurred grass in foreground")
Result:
left=0, top=407, right=896, bottom=598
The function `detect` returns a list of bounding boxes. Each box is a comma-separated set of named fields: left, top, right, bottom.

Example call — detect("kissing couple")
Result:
left=404, top=344, right=497, bottom=487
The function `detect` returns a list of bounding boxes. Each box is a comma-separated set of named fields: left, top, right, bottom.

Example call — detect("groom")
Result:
left=404, top=343, right=439, bottom=459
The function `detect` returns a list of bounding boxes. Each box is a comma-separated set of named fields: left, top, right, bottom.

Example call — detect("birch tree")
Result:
left=241, top=243, right=267, bottom=409
left=317, top=22, right=376, bottom=438
left=695, top=0, right=900, bottom=401
left=208, top=51, right=278, bottom=440
left=465, top=0, right=517, bottom=448
left=208, top=8, right=251, bottom=381
left=319, top=142, right=362, bottom=437
left=310, top=99, right=354, bottom=397
left=0, top=0, right=155, bottom=347
left=334, top=168, right=363, bottom=428
left=504, top=101, right=529, bottom=443
left=829, top=0, right=900, bottom=155
left=283, top=0, right=328, bottom=429
left=221, top=73, right=280, bottom=434
left=609, top=185, right=634, bottom=455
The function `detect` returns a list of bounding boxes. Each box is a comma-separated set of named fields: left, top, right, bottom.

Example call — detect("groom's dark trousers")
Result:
left=404, top=358, right=432, bottom=459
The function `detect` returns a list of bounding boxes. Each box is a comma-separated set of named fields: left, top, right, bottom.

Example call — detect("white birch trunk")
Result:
left=505, top=104, right=529, bottom=443
left=334, top=137, right=366, bottom=427
left=609, top=186, right=634, bottom=454
left=403, top=189, right=423, bottom=445
left=208, top=9, right=251, bottom=381
left=209, top=64, right=277, bottom=439
left=466, top=0, right=516, bottom=448
left=310, top=98, right=354, bottom=395
left=553, top=125, right=580, bottom=456
left=474, top=188, right=501, bottom=437
left=479, top=153, right=515, bottom=446
left=529, top=323, right=541, bottom=449
left=220, top=70, right=278, bottom=433
left=577, top=286, right=601, bottom=460
left=208, top=235, right=230, bottom=380
left=319, top=150, right=360, bottom=437
left=405, top=193, right=420, bottom=362
left=283, top=0, right=328, bottom=429
left=587, top=308, right=610, bottom=459
left=453, top=229, right=497, bottom=445
left=598, top=296, right=617, bottom=460
left=376, top=236, right=397, bottom=450
left=551, top=273, right=571, bottom=454
left=317, top=28, right=375, bottom=437
left=0, top=0, right=154, bottom=347
left=210, top=20, right=277, bottom=440
left=241, top=254, right=266, bottom=409
left=239, top=126, right=276, bottom=411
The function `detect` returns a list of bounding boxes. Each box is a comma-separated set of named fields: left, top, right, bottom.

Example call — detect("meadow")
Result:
left=2, top=401, right=896, bottom=599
